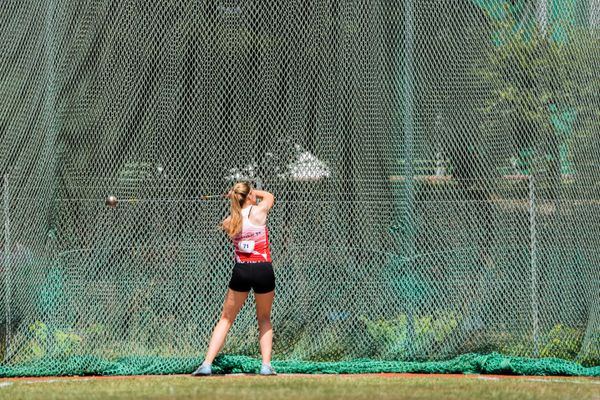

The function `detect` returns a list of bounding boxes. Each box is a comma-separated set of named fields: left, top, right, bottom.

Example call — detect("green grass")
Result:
left=1, top=375, right=599, bottom=400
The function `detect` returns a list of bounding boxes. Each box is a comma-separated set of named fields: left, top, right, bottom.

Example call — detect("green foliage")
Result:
left=272, top=318, right=307, bottom=356
left=28, top=321, right=48, bottom=358
left=359, top=312, right=461, bottom=359
left=539, top=324, right=582, bottom=360
left=287, top=324, right=352, bottom=362
left=360, top=315, right=407, bottom=358
left=222, top=324, right=259, bottom=357
left=54, top=329, right=83, bottom=356
left=17, top=321, right=83, bottom=361
left=304, top=330, right=350, bottom=362
left=499, top=324, right=591, bottom=363
left=475, top=8, right=600, bottom=180
left=577, top=331, right=600, bottom=367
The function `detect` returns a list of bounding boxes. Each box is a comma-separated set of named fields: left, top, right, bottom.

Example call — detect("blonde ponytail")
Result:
left=225, top=182, right=252, bottom=236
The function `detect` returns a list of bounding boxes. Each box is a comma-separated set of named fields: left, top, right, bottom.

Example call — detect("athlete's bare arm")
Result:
left=250, top=190, right=274, bottom=226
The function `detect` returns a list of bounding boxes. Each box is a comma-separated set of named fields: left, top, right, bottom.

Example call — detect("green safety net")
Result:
left=1, top=0, right=599, bottom=377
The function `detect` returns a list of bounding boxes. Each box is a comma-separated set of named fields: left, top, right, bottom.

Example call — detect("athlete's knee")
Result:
left=221, top=311, right=238, bottom=324
left=256, top=315, right=271, bottom=327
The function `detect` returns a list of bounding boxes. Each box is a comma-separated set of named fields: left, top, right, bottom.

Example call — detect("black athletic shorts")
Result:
left=228, top=262, right=275, bottom=294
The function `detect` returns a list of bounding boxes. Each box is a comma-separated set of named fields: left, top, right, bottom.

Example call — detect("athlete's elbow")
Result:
left=264, top=191, right=274, bottom=202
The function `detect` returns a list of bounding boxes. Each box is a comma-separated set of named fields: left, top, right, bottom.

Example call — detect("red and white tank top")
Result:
left=232, top=206, right=272, bottom=263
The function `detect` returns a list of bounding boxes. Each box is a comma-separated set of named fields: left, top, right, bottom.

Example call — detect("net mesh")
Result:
left=1, top=0, right=599, bottom=376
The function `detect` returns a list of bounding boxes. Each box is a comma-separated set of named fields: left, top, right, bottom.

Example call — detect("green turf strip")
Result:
left=2, top=376, right=600, bottom=400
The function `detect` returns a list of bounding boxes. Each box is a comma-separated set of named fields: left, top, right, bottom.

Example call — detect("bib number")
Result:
left=238, top=240, right=255, bottom=254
